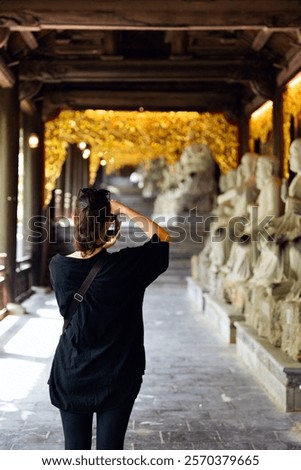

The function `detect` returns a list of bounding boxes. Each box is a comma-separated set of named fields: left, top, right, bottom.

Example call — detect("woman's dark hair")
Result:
left=73, top=188, right=111, bottom=256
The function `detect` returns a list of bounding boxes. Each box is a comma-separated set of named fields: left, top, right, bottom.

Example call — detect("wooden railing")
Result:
left=0, top=253, right=33, bottom=321
left=0, top=253, right=8, bottom=320
left=15, top=255, right=32, bottom=303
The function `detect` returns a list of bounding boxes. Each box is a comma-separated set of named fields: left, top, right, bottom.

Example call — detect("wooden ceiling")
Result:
left=0, top=1, right=301, bottom=120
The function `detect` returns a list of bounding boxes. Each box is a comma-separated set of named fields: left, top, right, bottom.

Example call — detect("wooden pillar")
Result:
left=82, top=154, right=90, bottom=188
left=239, top=113, right=250, bottom=160
left=54, top=165, right=65, bottom=220
left=22, top=110, right=45, bottom=285
left=0, top=87, right=20, bottom=302
left=79, top=148, right=90, bottom=189
left=272, top=88, right=284, bottom=177
left=77, top=148, right=85, bottom=189
left=64, top=152, right=73, bottom=218
left=70, top=144, right=83, bottom=212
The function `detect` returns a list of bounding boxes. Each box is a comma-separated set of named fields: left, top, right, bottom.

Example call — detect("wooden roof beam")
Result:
left=0, top=1, right=301, bottom=31
left=19, top=59, right=273, bottom=84
left=0, top=27, right=10, bottom=48
left=252, top=28, right=273, bottom=51
left=277, top=49, right=301, bottom=87
left=101, top=31, right=123, bottom=60
left=165, top=31, right=191, bottom=60
left=20, top=31, right=38, bottom=49
left=0, top=56, right=15, bottom=87
left=42, top=89, right=239, bottom=120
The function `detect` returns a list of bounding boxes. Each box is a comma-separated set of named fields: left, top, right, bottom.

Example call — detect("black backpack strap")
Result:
left=63, top=256, right=106, bottom=332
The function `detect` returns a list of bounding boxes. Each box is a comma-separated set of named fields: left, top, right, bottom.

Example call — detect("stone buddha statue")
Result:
left=267, top=138, right=301, bottom=241
left=241, top=144, right=301, bottom=360
left=215, top=152, right=259, bottom=219
left=208, top=153, right=259, bottom=273
left=245, top=144, right=301, bottom=345
left=222, top=154, right=283, bottom=291
left=259, top=138, right=301, bottom=299
left=218, top=167, right=237, bottom=195
left=152, top=143, right=217, bottom=217
left=254, top=155, right=283, bottom=221
left=142, top=157, right=168, bottom=198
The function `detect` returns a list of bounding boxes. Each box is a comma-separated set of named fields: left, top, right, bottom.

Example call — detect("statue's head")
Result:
left=240, top=152, right=258, bottom=178
left=180, top=143, right=213, bottom=173
left=289, top=138, right=301, bottom=173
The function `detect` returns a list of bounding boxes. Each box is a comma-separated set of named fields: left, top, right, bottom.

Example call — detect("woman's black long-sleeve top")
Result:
left=48, top=234, right=169, bottom=413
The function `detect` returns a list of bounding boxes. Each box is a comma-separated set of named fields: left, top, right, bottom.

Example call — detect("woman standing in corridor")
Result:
left=48, top=187, right=170, bottom=450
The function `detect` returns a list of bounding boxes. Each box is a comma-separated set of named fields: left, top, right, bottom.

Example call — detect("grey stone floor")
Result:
left=1, top=181, right=301, bottom=451
left=1, top=277, right=301, bottom=450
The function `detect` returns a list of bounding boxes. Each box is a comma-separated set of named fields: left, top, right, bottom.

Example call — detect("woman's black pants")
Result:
left=59, top=383, right=141, bottom=450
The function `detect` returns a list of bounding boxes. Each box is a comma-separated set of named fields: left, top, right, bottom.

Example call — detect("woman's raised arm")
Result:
left=110, top=200, right=171, bottom=243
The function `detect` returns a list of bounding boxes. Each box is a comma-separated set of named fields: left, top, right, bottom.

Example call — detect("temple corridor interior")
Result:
left=1, top=1, right=301, bottom=452
left=1, top=181, right=301, bottom=451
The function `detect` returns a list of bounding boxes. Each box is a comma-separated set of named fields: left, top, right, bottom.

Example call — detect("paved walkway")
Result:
left=1, top=271, right=301, bottom=450
left=1, top=181, right=301, bottom=450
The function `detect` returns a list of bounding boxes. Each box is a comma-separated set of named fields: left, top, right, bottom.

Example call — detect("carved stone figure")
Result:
left=246, top=151, right=301, bottom=350
left=268, top=139, right=301, bottom=299
left=276, top=139, right=301, bottom=359
left=254, top=155, right=283, bottom=221
left=222, top=155, right=283, bottom=308
left=267, top=138, right=301, bottom=241
left=207, top=153, right=259, bottom=293
left=141, top=157, right=168, bottom=198
left=193, top=154, right=258, bottom=299
left=218, top=168, right=237, bottom=194
left=225, top=156, right=283, bottom=280
left=214, top=152, right=259, bottom=218
left=280, top=296, right=301, bottom=361
left=152, top=143, right=217, bottom=217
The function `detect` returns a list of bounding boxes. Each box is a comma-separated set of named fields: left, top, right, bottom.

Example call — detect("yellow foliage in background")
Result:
left=45, top=110, right=239, bottom=204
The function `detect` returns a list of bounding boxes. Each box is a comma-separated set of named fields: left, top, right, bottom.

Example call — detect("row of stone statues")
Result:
left=192, top=138, right=301, bottom=362
left=137, top=143, right=218, bottom=217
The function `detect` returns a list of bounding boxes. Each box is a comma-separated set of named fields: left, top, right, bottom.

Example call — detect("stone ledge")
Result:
left=186, top=276, right=204, bottom=310
left=235, top=321, right=301, bottom=412
left=203, top=293, right=244, bottom=344
left=186, top=277, right=244, bottom=343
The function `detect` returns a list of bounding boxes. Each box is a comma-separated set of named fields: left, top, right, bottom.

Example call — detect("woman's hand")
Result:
left=110, top=199, right=124, bottom=215
left=103, top=219, right=122, bottom=249
left=110, top=199, right=170, bottom=242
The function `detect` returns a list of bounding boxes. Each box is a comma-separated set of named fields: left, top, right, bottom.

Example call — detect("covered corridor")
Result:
left=1, top=0, right=301, bottom=455
left=1, top=184, right=301, bottom=451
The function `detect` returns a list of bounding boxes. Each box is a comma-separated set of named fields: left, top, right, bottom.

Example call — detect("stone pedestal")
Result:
left=235, top=322, right=301, bottom=411
left=245, top=287, right=282, bottom=348
left=190, top=254, right=199, bottom=281
left=257, top=295, right=281, bottom=347
left=197, top=239, right=212, bottom=290
left=203, top=293, right=244, bottom=343
left=280, top=301, right=301, bottom=362
left=186, top=276, right=244, bottom=343
left=186, top=276, right=204, bottom=309
left=244, top=286, right=262, bottom=330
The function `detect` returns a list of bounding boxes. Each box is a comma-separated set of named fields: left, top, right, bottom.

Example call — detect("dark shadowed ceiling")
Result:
left=0, top=1, right=301, bottom=120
